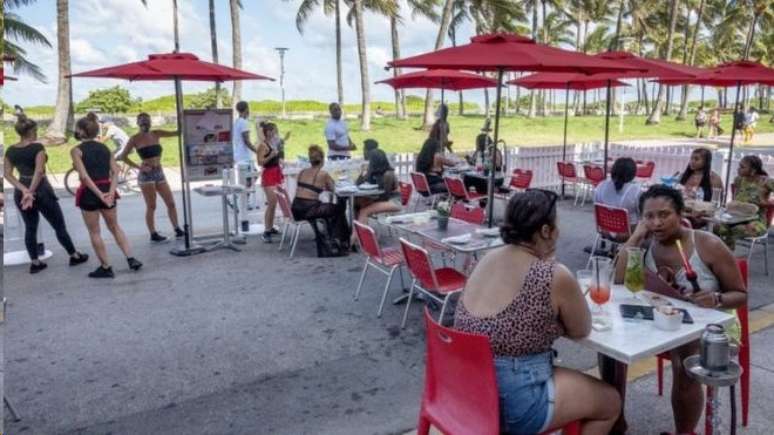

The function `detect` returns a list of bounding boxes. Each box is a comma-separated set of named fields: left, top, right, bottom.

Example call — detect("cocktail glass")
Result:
left=624, top=247, right=645, bottom=301
left=589, top=258, right=613, bottom=330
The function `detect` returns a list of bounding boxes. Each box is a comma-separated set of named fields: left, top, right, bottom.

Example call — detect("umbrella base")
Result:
left=169, top=244, right=207, bottom=257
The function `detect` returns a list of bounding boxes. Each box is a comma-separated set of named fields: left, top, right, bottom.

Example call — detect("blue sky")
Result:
left=4, top=0, right=480, bottom=108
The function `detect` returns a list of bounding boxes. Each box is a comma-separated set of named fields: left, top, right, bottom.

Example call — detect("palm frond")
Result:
left=4, top=13, right=53, bottom=47
left=290, top=0, right=322, bottom=34
left=4, top=39, right=47, bottom=82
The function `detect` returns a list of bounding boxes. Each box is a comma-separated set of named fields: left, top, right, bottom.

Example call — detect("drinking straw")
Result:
left=595, top=257, right=600, bottom=289
left=675, top=239, right=701, bottom=293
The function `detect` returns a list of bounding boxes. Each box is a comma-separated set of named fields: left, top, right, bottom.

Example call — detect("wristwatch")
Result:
left=714, top=292, right=723, bottom=308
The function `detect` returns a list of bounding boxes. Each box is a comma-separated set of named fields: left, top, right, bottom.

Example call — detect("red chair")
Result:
left=579, top=164, right=606, bottom=206
left=451, top=203, right=485, bottom=225
left=740, top=203, right=772, bottom=275
left=635, top=161, right=655, bottom=180
left=557, top=161, right=581, bottom=202
left=656, top=258, right=751, bottom=429
left=352, top=221, right=405, bottom=317
left=418, top=309, right=582, bottom=435
left=588, top=204, right=631, bottom=267
left=399, top=238, right=466, bottom=329
left=410, top=171, right=438, bottom=211
left=444, top=175, right=485, bottom=204
left=276, top=191, right=311, bottom=258
left=509, top=168, right=533, bottom=190
left=399, top=181, right=413, bottom=207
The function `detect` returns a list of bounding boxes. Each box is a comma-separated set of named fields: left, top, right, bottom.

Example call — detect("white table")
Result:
left=193, top=184, right=246, bottom=252
left=575, top=285, right=735, bottom=433
left=578, top=285, right=736, bottom=365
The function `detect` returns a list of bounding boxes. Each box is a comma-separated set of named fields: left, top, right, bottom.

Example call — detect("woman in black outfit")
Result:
left=291, top=145, right=350, bottom=256
left=71, top=116, right=142, bottom=278
left=4, top=114, right=89, bottom=273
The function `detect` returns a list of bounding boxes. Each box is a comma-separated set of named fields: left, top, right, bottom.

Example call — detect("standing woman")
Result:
left=71, top=116, right=142, bottom=278
left=4, top=114, right=89, bottom=273
left=256, top=122, right=286, bottom=243
left=118, top=113, right=183, bottom=243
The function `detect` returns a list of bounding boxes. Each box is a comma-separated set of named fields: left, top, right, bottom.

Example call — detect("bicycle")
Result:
left=64, top=160, right=140, bottom=196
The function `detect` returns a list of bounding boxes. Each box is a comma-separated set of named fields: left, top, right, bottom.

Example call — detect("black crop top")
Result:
left=6, top=143, right=45, bottom=179
left=78, top=140, right=112, bottom=181
left=137, top=144, right=162, bottom=160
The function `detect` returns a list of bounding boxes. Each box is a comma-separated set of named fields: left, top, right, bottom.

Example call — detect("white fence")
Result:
left=390, top=142, right=774, bottom=190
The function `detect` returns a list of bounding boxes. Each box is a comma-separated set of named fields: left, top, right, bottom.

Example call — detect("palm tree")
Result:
left=677, top=0, right=706, bottom=120
left=230, top=0, right=243, bottom=108
left=645, top=0, right=679, bottom=125
left=448, top=0, right=467, bottom=115
left=4, top=0, right=52, bottom=82
left=209, top=0, right=221, bottom=108
left=44, top=0, right=72, bottom=143
left=350, top=0, right=371, bottom=130
left=290, top=0, right=344, bottom=105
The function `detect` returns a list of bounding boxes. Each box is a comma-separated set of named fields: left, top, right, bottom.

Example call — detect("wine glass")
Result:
left=589, top=257, right=612, bottom=330
left=624, top=247, right=645, bottom=301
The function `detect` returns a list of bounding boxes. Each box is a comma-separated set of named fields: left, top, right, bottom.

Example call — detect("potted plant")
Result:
left=435, top=201, right=451, bottom=230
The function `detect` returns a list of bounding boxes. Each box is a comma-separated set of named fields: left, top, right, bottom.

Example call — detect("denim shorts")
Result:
left=138, top=166, right=166, bottom=185
left=494, top=351, right=555, bottom=435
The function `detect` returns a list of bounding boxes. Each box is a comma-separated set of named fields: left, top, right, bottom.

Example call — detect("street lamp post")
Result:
left=275, top=47, right=289, bottom=119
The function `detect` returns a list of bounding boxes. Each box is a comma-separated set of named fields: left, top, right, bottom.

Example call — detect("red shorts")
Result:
left=261, top=166, right=284, bottom=187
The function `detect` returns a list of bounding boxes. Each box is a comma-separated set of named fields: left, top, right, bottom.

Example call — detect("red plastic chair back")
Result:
left=510, top=169, right=533, bottom=189
left=557, top=161, right=578, bottom=180
left=765, top=202, right=774, bottom=227
left=399, top=181, right=413, bottom=206
left=636, top=161, right=655, bottom=178
left=411, top=172, right=432, bottom=196
left=276, top=191, right=294, bottom=221
left=594, top=204, right=631, bottom=236
left=421, top=308, right=500, bottom=435
left=353, top=221, right=382, bottom=260
left=400, top=238, right=438, bottom=290
left=451, top=203, right=485, bottom=225
left=583, top=164, right=606, bottom=186
left=444, top=176, right=469, bottom=201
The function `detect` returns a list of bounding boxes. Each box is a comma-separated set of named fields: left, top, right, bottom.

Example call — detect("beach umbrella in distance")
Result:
left=72, top=52, right=273, bottom=256
left=376, top=69, right=498, bottom=104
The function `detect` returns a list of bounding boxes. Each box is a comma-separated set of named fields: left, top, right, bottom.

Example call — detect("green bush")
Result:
left=76, top=86, right=138, bottom=113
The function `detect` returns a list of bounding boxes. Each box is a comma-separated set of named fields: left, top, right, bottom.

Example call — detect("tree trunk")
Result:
left=230, top=0, right=242, bottom=109
left=609, top=0, right=626, bottom=116
left=527, top=4, right=538, bottom=118
left=646, top=0, right=678, bottom=124
left=451, top=26, right=462, bottom=116
left=634, top=79, right=642, bottom=114
left=515, top=83, right=521, bottom=115
left=172, top=0, right=180, bottom=51
left=742, top=13, right=759, bottom=60
left=351, top=0, right=370, bottom=130
left=335, top=0, right=344, bottom=105
left=422, top=0, right=454, bottom=129
left=390, top=16, right=404, bottom=119
left=209, top=0, right=221, bottom=108
left=540, top=0, right=548, bottom=117
left=678, top=0, right=704, bottom=120
left=484, top=86, right=491, bottom=118
left=45, top=0, right=72, bottom=143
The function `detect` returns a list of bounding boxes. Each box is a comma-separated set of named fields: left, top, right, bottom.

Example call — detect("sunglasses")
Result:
left=526, top=188, right=559, bottom=223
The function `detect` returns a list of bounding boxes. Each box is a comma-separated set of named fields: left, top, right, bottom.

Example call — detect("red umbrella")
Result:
left=593, top=51, right=705, bottom=81
left=389, top=33, right=639, bottom=226
left=376, top=69, right=497, bottom=103
left=72, top=52, right=274, bottom=256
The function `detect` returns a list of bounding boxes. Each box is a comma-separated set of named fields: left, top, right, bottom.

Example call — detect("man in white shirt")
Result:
left=233, top=101, right=259, bottom=231
left=98, top=118, right=130, bottom=155
left=324, top=102, right=356, bottom=160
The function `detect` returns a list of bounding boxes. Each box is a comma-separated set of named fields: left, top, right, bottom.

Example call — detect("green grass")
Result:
left=4, top=113, right=773, bottom=174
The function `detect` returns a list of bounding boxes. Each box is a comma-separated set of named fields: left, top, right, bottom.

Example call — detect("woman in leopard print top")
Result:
left=454, top=189, right=620, bottom=435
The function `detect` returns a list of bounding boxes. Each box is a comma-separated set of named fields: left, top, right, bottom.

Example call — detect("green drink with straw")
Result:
left=624, top=247, right=645, bottom=298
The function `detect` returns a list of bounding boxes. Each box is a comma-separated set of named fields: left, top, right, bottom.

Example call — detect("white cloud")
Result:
left=70, top=39, right=104, bottom=66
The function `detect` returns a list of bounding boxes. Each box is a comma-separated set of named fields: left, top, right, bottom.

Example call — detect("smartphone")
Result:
left=619, top=304, right=694, bottom=324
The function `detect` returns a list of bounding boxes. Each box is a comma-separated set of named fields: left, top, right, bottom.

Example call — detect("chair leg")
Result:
left=401, top=279, right=417, bottom=329
left=705, top=386, right=714, bottom=435
left=740, top=343, right=750, bottom=426
left=398, top=265, right=406, bottom=290
left=417, top=415, right=431, bottom=435
left=657, top=355, right=664, bottom=396
left=278, top=222, right=288, bottom=250
left=377, top=267, right=397, bottom=317
left=289, top=225, right=301, bottom=258
left=354, top=260, right=369, bottom=300
left=438, top=294, right=452, bottom=325
left=747, top=239, right=756, bottom=269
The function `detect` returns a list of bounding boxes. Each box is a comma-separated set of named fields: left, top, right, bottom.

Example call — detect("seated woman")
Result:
left=615, top=185, right=746, bottom=435
left=291, top=145, right=351, bottom=256
left=352, top=149, right=401, bottom=245
left=465, top=132, right=504, bottom=194
left=415, top=137, right=455, bottom=194
left=679, top=147, right=724, bottom=228
left=455, top=190, right=621, bottom=435
left=593, top=157, right=642, bottom=236
left=715, top=155, right=774, bottom=250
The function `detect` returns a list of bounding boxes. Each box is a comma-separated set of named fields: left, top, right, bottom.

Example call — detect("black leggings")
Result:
left=14, top=180, right=77, bottom=260
left=291, top=197, right=351, bottom=250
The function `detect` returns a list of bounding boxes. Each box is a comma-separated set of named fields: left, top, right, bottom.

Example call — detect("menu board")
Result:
left=182, top=109, right=233, bottom=181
